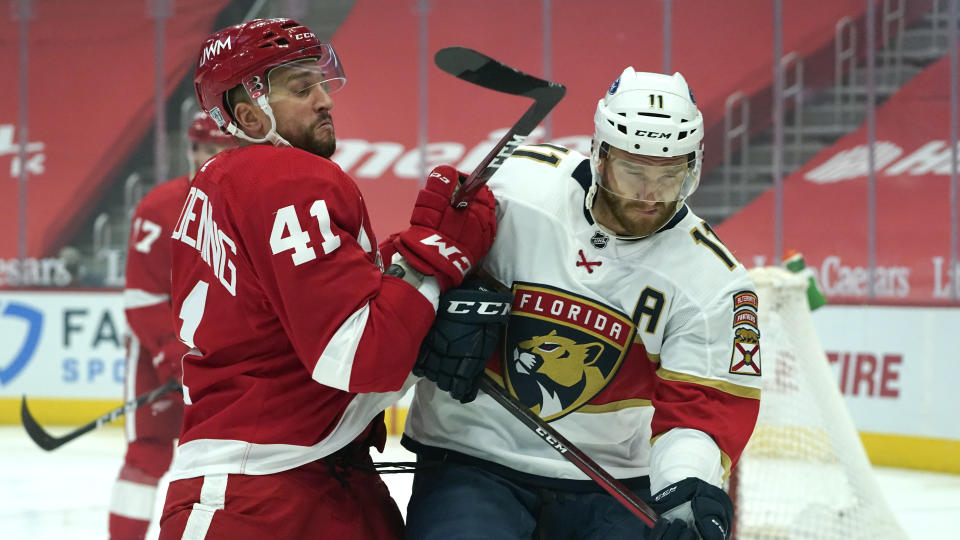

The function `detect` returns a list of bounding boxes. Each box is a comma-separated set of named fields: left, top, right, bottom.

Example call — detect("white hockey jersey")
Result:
left=404, top=144, right=761, bottom=487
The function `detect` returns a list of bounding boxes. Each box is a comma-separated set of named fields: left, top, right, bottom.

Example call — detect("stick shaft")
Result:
left=434, top=46, right=565, bottom=207
left=20, top=379, right=181, bottom=451
left=434, top=48, right=653, bottom=523
left=478, top=376, right=659, bottom=526
left=453, top=88, right=562, bottom=206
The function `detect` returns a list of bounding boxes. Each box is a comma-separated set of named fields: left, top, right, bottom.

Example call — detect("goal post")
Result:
left=731, top=266, right=906, bottom=539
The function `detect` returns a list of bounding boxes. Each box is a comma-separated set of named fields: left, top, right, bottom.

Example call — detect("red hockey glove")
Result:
left=153, top=341, right=186, bottom=384
left=394, top=165, right=497, bottom=291
left=378, top=232, right=401, bottom=267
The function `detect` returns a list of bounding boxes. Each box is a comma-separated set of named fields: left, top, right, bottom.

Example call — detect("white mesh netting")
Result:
left=732, top=267, right=905, bottom=540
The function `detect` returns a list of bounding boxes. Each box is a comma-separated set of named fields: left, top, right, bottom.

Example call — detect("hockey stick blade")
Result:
left=20, top=379, right=181, bottom=451
left=435, top=47, right=563, bottom=99
left=478, top=375, right=660, bottom=527
left=434, top=47, right=566, bottom=207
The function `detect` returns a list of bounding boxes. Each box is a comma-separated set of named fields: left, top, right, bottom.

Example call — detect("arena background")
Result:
left=1, top=0, right=958, bottom=477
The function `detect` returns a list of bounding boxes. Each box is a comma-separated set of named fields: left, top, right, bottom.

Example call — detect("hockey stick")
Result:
left=20, top=379, right=181, bottom=451
left=434, top=46, right=566, bottom=207
left=437, top=48, right=657, bottom=526
left=478, top=375, right=660, bottom=527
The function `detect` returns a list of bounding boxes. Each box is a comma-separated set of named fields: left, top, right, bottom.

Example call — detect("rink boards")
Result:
left=0, top=290, right=957, bottom=472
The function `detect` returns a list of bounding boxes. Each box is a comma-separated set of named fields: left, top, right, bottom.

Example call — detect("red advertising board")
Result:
left=0, top=1, right=230, bottom=259
left=330, top=0, right=878, bottom=244
left=3, top=0, right=889, bottom=261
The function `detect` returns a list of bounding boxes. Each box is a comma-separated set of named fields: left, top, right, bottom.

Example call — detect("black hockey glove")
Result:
left=651, top=477, right=734, bottom=540
left=414, top=281, right=512, bottom=404
left=648, top=518, right=697, bottom=540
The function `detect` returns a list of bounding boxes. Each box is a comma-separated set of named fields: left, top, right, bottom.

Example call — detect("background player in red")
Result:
left=108, top=111, right=235, bottom=540
left=157, top=18, right=496, bottom=539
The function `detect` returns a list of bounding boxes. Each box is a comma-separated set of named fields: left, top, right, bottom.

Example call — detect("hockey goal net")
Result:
left=731, top=267, right=906, bottom=540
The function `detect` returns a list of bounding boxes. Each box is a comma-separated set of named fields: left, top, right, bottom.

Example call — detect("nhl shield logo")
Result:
left=590, top=231, right=609, bottom=249
left=608, top=76, right=621, bottom=95
left=504, top=282, right=635, bottom=421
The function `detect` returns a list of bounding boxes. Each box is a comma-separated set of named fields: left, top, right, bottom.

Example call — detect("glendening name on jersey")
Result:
left=172, top=185, right=238, bottom=296
left=404, top=144, right=762, bottom=485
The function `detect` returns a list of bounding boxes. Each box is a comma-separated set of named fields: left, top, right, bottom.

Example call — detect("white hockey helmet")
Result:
left=587, top=68, right=704, bottom=213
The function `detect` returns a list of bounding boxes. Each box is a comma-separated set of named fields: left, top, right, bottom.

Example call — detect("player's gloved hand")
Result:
left=651, top=477, right=734, bottom=540
left=153, top=342, right=185, bottom=384
left=414, top=281, right=512, bottom=403
left=648, top=518, right=697, bottom=540
left=395, top=166, right=497, bottom=291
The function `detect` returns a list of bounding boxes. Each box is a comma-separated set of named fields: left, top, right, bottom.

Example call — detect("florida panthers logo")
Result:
left=504, top=283, right=636, bottom=421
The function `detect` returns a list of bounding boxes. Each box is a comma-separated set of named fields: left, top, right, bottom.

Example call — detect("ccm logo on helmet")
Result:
left=199, top=37, right=232, bottom=66
left=293, top=32, right=316, bottom=40
left=634, top=130, right=671, bottom=139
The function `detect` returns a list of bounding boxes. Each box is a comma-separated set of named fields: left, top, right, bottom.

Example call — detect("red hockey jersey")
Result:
left=125, top=175, right=191, bottom=380
left=168, top=145, right=437, bottom=480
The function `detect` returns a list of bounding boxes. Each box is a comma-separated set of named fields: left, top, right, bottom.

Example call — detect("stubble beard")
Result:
left=281, top=118, right=337, bottom=159
left=308, top=133, right=336, bottom=159
left=598, top=188, right=672, bottom=237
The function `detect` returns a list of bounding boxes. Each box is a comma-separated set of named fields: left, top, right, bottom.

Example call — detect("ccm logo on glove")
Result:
left=445, top=299, right=511, bottom=316
left=655, top=485, right=679, bottom=502
left=395, top=165, right=497, bottom=291
left=419, top=234, right=472, bottom=277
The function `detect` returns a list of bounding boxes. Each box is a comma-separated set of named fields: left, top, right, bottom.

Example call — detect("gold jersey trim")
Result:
left=576, top=399, right=653, bottom=413
left=656, top=367, right=761, bottom=400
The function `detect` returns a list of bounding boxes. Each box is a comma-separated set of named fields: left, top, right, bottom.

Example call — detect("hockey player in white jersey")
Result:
left=404, top=68, right=762, bottom=539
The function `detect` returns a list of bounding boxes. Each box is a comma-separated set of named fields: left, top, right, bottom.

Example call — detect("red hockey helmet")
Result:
left=186, top=111, right=234, bottom=145
left=193, top=18, right=345, bottom=139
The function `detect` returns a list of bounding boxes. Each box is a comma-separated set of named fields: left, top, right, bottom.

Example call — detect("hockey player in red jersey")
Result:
left=156, top=18, right=496, bottom=540
left=403, top=69, right=762, bottom=539
left=109, top=111, right=234, bottom=540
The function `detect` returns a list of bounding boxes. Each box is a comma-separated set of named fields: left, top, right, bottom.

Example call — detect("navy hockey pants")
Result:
left=405, top=460, right=657, bottom=540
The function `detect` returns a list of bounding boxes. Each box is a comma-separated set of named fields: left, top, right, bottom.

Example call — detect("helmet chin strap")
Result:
left=586, top=182, right=635, bottom=239
left=226, top=95, right=294, bottom=148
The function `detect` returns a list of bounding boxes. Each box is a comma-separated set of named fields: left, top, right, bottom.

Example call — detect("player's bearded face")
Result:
left=268, top=61, right=337, bottom=158
left=594, top=149, right=687, bottom=237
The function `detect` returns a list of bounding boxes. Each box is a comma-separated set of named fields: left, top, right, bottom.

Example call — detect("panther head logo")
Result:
left=735, top=327, right=759, bottom=344
left=513, top=330, right=606, bottom=418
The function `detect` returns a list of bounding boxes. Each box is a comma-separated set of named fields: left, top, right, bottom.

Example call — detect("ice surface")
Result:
left=0, top=427, right=955, bottom=539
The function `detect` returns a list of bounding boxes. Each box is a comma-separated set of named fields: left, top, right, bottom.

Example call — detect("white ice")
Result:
left=0, top=426, right=956, bottom=539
